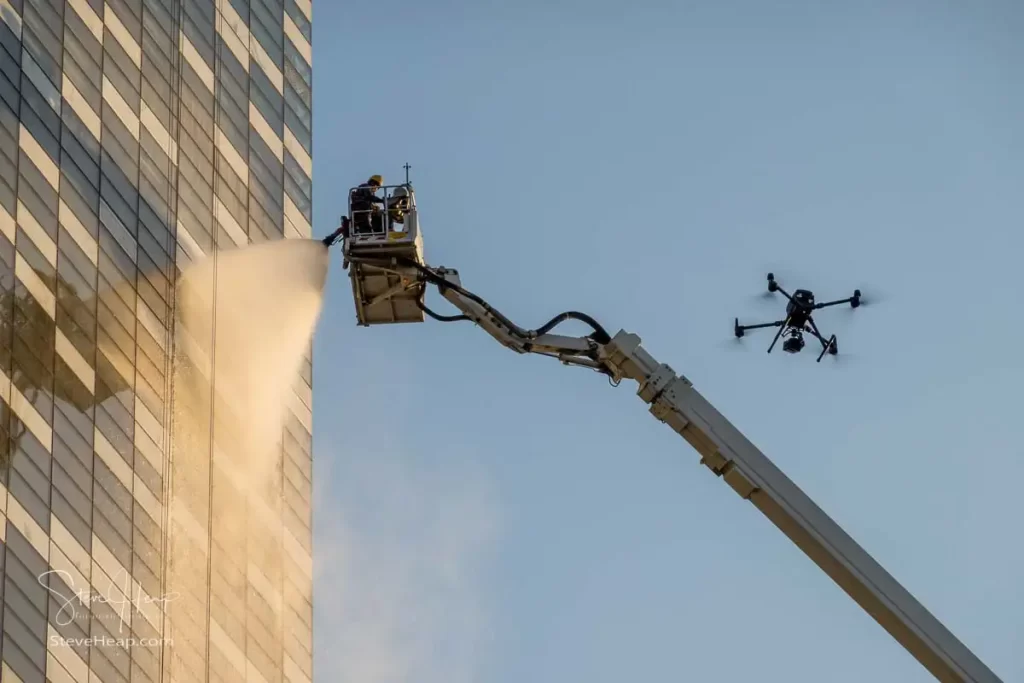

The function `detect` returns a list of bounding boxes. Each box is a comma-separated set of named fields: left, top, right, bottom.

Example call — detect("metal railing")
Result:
left=347, top=184, right=416, bottom=238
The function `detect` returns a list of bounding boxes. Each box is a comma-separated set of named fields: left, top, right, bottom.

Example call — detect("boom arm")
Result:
left=403, top=260, right=1002, bottom=683
left=598, top=332, right=1000, bottom=683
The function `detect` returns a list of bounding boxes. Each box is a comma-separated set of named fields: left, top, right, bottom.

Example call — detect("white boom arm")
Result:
left=422, top=265, right=1002, bottom=683
left=598, top=331, right=1000, bottom=683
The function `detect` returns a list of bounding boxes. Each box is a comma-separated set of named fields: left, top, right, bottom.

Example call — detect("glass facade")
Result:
left=0, top=0, right=314, bottom=681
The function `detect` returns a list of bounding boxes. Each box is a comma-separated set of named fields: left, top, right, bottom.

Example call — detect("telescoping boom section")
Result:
left=336, top=192, right=1003, bottom=683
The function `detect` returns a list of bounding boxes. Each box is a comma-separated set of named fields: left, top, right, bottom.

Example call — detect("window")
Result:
left=248, top=148, right=280, bottom=200
left=180, top=72, right=214, bottom=130
left=21, top=80, right=62, bottom=158
left=4, top=528, right=50, bottom=679
left=177, top=200, right=213, bottom=254
left=15, top=221, right=56, bottom=284
left=139, top=133, right=170, bottom=196
left=284, top=150, right=311, bottom=221
left=250, top=63, right=284, bottom=135
left=248, top=177, right=281, bottom=228
left=60, top=163, right=101, bottom=240
left=0, top=19, right=21, bottom=80
left=102, top=114, right=141, bottom=182
left=93, top=355, right=134, bottom=430
left=10, top=301, right=56, bottom=430
left=89, top=616, right=131, bottom=682
left=98, top=214, right=138, bottom=286
left=286, top=0, right=311, bottom=42
left=183, top=18, right=215, bottom=71
left=138, top=197, right=173, bottom=262
left=284, top=39, right=311, bottom=98
left=21, top=10, right=63, bottom=90
left=100, top=166, right=140, bottom=242
left=65, top=3, right=103, bottom=64
left=0, top=158, right=16, bottom=216
left=64, top=12, right=103, bottom=101
left=20, top=45, right=61, bottom=115
left=56, top=278, right=99, bottom=361
left=134, top=338, right=164, bottom=401
left=178, top=129, right=214, bottom=192
left=62, top=111, right=102, bottom=182
left=142, top=8, right=173, bottom=71
left=108, top=0, right=143, bottom=41
left=248, top=191, right=281, bottom=238
left=284, top=107, right=311, bottom=157
left=103, top=35, right=142, bottom=114
left=250, top=9, right=283, bottom=67
left=51, top=464, right=95, bottom=556
left=141, top=55, right=171, bottom=115
left=217, top=63, right=248, bottom=125
left=0, top=69, right=18, bottom=122
left=284, top=68, right=310, bottom=119
left=229, top=0, right=250, bottom=26
left=215, top=167, right=248, bottom=230
left=57, top=235, right=96, bottom=295
left=141, top=77, right=171, bottom=132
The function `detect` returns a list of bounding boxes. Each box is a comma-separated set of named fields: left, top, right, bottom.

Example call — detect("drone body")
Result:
left=734, top=273, right=862, bottom=362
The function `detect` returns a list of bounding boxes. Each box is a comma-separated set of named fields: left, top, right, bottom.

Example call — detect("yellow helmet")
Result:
left=368, top=174, right=383, bottom=186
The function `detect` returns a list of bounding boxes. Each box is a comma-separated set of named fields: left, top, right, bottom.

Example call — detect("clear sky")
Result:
left=308, top=2, right=1024, bottom=681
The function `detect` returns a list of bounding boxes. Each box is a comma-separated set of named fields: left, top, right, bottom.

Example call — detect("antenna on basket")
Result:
left=403, top=162, right=412, bottom=184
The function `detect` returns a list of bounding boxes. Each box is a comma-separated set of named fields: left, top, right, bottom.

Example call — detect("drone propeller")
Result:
left=823, top=349, right=861, bottom=367
left=846, top=288, right=887, bottom=312
left=748, top=289, right=777, bottom=305
left=716, top=335, right=747, bottom=352
left=746, top=268, right=805, bottom=306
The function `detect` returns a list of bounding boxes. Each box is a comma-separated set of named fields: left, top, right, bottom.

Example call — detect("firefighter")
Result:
left=350, top=174, right=386, bottom=234
left=387, top=185, right=411, bottom=228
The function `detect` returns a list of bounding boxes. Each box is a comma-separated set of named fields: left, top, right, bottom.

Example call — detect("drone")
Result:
left=733, top=273, right=862, bottom=362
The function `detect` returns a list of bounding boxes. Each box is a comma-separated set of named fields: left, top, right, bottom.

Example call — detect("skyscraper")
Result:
left=0, top=1, right=314, bottom=682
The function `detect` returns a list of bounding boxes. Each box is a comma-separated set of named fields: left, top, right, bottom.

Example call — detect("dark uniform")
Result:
left=351, top=176, right=385, bottom=234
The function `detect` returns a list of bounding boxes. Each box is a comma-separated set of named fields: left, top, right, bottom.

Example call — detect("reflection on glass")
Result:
left=0, top=268, right=135, bottom=468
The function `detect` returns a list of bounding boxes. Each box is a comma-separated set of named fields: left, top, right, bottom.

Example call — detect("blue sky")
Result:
left=308, top=2, right=1024, bottom=681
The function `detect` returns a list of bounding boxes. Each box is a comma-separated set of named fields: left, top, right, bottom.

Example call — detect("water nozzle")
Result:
left=321, top=219, right=349, bottom=248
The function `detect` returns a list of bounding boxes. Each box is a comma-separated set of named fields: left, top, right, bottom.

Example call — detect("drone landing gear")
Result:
left=813, top=332, right=838, bottom=363
left=806, top=318, right=838, bottom=363
left=734, top=316, right=838, bottom=363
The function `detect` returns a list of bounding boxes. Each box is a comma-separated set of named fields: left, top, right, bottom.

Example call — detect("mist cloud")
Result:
left=314, top=446, right=499, bottom=683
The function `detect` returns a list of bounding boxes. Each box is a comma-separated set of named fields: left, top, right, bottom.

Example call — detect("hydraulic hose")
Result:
left=534, top=311, right=611, bottom=345
left=416, top=300, right=471, bottom=322
left=397, top=258, right=611, bottom=344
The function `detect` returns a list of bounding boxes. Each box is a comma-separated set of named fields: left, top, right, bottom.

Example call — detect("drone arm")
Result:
left=813, top=296, right=855, bottom=310
left=736, top=319, right=785, bottom=331
left=773, top=285, right=795, bottom=302
left=596, top=331, right=1001, bottom=683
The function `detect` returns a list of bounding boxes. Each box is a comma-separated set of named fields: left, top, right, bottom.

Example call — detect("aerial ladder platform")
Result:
left=334, top=181, right=427, bottom=326
left=328, top=174, right=1003, bottom=683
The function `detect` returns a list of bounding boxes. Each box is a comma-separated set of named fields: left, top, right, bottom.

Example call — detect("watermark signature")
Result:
left=49, top=633, right=173, bottom=649
left=38, top=569, right=180, bottom=632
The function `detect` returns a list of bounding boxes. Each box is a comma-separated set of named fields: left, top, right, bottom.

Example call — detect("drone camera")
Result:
left=783, top=333, right=805, bottom=354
